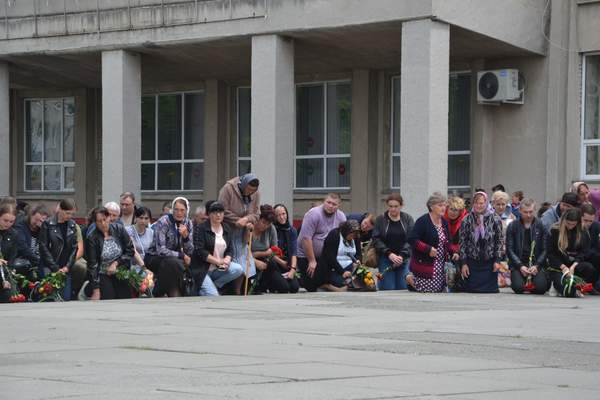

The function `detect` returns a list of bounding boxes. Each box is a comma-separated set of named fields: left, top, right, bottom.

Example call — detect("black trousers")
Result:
left=298, top=257, right=317, bottom=292
left=510, top=268, right=550, bottom=295
left=145, top=255, right=184, bottom=297
left=85, top=274, right=131, bottom=300
left=550, top=261, right=598, bottom=297
left=256, top=259, right=300, bottom=294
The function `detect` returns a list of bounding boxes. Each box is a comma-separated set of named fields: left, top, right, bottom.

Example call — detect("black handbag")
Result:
left=182, top=268, right=195, bottom=297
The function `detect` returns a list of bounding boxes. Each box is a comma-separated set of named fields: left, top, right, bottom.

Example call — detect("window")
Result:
left=390, top=74, right=471, bottom=192
left=237, top=87, right=251, bottom=175
left=141, top=92, right=205, bottom=191
left=295, top=81, right=351, bottom=189
left=582, top=54, right=600, bottom=179
left=24, top=98, right=75, bottom=192
left=448, top=73, right=471, bottom=193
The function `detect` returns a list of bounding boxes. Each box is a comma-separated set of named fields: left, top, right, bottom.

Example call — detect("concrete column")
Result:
left=204, top=79, right=228, bottom=201
left=350, top=69, right=379, bottom=213
left=101, top=50, right=141, bottom=204
left=251, top=35, right=295, bottom=214
left=0, top=62, right=9, bottom=197
left=400, top=19, right=449, bottom=216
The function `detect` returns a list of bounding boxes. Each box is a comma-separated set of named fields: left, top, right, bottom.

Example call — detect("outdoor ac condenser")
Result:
left=477, top=69, right=522, bottom=104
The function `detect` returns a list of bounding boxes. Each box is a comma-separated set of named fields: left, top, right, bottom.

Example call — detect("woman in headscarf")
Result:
left=316, top=220, right=362, bottom=292
left=273, top=204, right=300, bottom=293
left=145, top=197, right=194, bottom=297
left=457, top=191, right=504, bottom=293
left=217, top=173, right=260, bottom=294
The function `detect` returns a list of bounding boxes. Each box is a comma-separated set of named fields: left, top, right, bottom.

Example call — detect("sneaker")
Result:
left=77, top=281, right=91, bottom=301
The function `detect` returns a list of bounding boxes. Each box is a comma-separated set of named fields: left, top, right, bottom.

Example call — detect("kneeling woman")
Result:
left=193, top=201, right=244, bottom=296
left=407, top=193, right=457, bottom=292
left=458, top=191, right=504, bottom=293
left=547, top=208, right=599, bottom=297
left=0, top=204, right=18, bottom=303
left=251, top=205, right=293, bottom=293
left=146, top=197, right=194, bottom=297
left=85, top=207, right=135, bottom=300
left=316, top=220, right=362, bottom=292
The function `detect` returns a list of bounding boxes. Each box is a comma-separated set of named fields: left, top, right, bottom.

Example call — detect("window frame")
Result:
left=390, top=75, right=401, bottom=189
left=447, top=71, right=472, bottom=192
left=389, top=72, right=472, bottom=191
left=294, top=79, right=352, bottom=190
left=141, top=90, right=205, bottom=193
left=23, top=97, right=76, bottom=193
left=236, top=86, right=252, bottom=176
left=581, top=52, right=600, bottom=180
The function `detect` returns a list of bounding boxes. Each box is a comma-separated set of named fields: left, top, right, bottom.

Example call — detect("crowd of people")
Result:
left=1, top=175, right=600, bottom=302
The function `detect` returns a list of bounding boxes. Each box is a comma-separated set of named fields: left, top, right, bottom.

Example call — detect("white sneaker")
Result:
left=78, top=281, right=91, bottom=301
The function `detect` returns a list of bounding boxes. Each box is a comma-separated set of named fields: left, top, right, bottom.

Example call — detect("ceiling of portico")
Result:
left=4, top=21, right=537, bottom=90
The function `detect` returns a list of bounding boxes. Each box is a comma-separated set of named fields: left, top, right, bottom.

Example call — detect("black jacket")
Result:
left=0, top=227, right=18, bottom=285
left=320, top=228, right=362, bottom=277
left=407, top=213, right=451, bottom=267
left=505, top=218, right=547, bottom=270
left=85, top=223, right=134, bottom=290
left=14, top=220, right=39, bottom=266
left=38, top=216, right=78, bottom=273
left=546, top=227, right=590, bottom=269
left=371, top=211, right=414, bottom=259
left=191, top=220, right=233, bottom=285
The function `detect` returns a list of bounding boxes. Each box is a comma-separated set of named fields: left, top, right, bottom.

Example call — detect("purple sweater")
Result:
left=297, top=206, right=346, bottom=259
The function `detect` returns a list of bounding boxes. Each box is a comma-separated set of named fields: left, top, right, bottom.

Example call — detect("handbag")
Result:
left=363, top=245, right=379, bottom=269
left=182, top=268, right=195, bottom=297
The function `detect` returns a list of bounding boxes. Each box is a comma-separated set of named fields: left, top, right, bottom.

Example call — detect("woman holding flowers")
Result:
left=251, top=205, right=291, bottom=293
left=0, top=204, right=18, bottom=303
left=546, top=208, right=599, bottom=297
left=406, top=193, right=456, bottom=292
left=85, top=207, right=135, bottom=300
left=371, top=193, right=414, bottom=290
left=317, top=220, right=362, bottom=292
left=126, top=206, right=154, bottom=272
left=273, top=204, right=300, bottom=293
left=458, top=191, right=504, bottom=293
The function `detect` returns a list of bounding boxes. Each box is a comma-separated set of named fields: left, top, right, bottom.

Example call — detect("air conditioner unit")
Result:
left=477, top=69, right=522, bottom=104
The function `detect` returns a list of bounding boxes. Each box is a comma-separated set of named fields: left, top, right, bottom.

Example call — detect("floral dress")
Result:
left=413, top=225, right=447, bottom=293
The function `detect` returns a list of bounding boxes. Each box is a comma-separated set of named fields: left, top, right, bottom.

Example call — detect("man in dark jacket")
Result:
left=39, top=199, right=79, bottom=301
left=506, top=199, right=550, bottom=294
left=14, top=204, right=49, bottom=275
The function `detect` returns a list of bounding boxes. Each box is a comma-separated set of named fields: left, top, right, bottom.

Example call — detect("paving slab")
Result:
left=1, top=291, right=599, bottom=399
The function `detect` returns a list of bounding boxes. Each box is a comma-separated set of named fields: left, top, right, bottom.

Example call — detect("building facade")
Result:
left=0, top=0, right=598, bottom=218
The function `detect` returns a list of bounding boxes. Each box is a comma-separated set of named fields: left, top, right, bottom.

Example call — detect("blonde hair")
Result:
left=447, top=196, right=465, bottom=211
left=557, top=208, right=582, bottom=254
left=491, top=191, right=510, bottom=204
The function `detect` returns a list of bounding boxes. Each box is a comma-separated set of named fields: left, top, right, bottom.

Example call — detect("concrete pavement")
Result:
left=1, top=291, right=599, bottom=399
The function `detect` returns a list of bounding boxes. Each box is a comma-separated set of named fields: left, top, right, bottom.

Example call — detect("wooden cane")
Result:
left=244, top=229, right=253, bottom=296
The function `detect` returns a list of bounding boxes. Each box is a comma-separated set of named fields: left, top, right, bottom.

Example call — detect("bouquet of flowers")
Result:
left=116, top=266, right=154, bottom=296
left=267, top=246, right=285, bottom=261
left=548, top=267, right=593, bottom=297
left=350, top=263, right=377, bottom=292
left=2, top=265, right=66, bottom=302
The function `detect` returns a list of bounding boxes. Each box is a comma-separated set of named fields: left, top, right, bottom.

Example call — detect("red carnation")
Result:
left=43, top=282, right=54, bottom=294
left=576, top=283, right=594, bottom=293
left=270, top=246, right=284, bottom=258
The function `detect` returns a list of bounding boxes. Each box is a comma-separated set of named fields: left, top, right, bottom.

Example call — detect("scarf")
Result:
left=472, top=191, right=491, bottom=241
left=444, top=208, right=467, bottom=240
